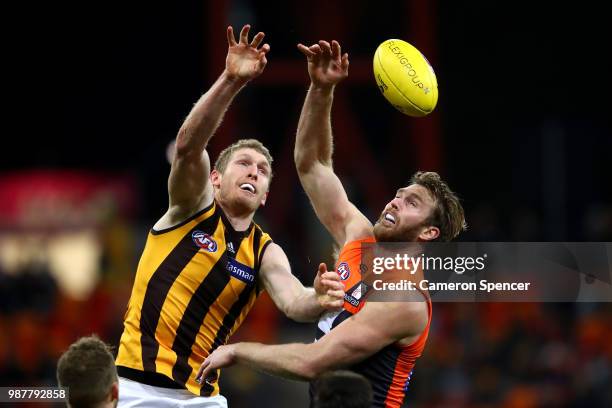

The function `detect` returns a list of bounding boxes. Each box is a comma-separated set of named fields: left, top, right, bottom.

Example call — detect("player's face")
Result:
left=373, top=184, right=440, bottom=242
left=213, top=148, right=271, bottom=214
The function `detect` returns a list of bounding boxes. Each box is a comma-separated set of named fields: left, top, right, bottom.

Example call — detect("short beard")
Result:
left=373, top=221, right=423, bottom=243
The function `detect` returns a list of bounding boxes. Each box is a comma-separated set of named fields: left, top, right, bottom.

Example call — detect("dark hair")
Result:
left=56, top=335, right=117, bottom=407
left=410, top=171, right=467, bottom=241
left=314, top=370, right=373, bottom=408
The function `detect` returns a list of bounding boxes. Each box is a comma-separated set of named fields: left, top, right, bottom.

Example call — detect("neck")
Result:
left=215, top=195, right=255, bottom=231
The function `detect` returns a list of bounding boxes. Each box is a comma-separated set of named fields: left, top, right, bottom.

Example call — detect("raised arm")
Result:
left=156, top=25, right=270, bottom=229
left=294, top=41, right=372, bottom=247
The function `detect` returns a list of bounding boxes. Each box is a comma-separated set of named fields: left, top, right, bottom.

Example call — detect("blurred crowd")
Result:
left=1, top=203, right=611, bottom=407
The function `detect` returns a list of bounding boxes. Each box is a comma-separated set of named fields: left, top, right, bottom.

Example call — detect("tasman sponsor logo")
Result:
left=226, top=257, right=255, bottom=284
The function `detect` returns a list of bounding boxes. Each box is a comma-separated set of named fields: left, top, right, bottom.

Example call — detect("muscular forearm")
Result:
left=175, top=71, right=245, bottom=156
left=234, top=342, right=318, bottom=381
left=294, top=85, right=335, bottom=171
left=285, top=287, right=325, bottom=323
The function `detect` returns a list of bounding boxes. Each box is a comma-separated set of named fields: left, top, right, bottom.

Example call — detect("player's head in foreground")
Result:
left=56, top=335, right=118, bottom=408
left=373, top=171, right=466, bottom=242
left=313, top=370, right=373, bottom=408
left=210, top=138, right=273, bottom=216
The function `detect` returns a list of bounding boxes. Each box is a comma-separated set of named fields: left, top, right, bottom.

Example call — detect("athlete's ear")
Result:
left=210, top=169, right=222, bottom=189
left=419, top=226, right=440, bottom=241
left=260, top=191, right=268, bottom=207
left=110, top=381, right=119, bottom=401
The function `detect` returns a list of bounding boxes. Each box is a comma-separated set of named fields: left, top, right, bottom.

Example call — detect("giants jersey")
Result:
left=314, top=237, right=432, bottom=408
left=116, top=201, right=272, bottom=396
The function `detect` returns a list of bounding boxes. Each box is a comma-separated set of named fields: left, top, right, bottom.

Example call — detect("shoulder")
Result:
left=252, top=222, right=273, bottom=242
left=152, top=199, right=217, bottom=233
left=336, top=236, right=376, bottom=262
left=260, top=242, right=286, bottom=265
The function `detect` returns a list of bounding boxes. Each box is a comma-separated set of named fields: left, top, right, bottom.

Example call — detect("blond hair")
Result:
left=214, top=139, right=274, bottom=178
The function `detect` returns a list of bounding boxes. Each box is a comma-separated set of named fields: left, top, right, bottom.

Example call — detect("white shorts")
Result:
left=118, top=377, right=228, bottom=408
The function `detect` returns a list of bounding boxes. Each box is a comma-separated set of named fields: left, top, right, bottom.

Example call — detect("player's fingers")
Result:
left=318, top=40, right=332, bottom=57
left=317, top=263, right=328, bottom=276
left=321, top=279, right=344, bottom=291
left=321, top=271, right=340, bottom=281
left=258, top=54, right=268, bottom=71
left=297, top=43, right=315, bottom=57
left=327, top=289, right=344, bottom=298
left=341, top=53, right=349, bottom=73
left=320, top=277, right=344, bottom=289
left=324, top=298, right=345, bottom=309
left=227, top=26, right=237, bottom=46
left=239, top=24, right=251, bottom=44
left=259, top=43, right=270, bottom=54
left=251, top=32, right=265, bottom=48
left=310, top=45, right=322, bottom=65
left=331, top=40, right=341, bottom=61
left=199, top=367, right=209, bottom=383
left=330, top=299, right=345, bottom=308
left=195, top=359, right=209, bottom=383
left=309, top=44, right=322, bottom=54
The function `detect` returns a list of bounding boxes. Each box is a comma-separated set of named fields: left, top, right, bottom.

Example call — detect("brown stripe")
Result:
left=199, top=282, right=256, bottom=396
left=170, top=251, right=232, bottom=386
left=198, top=228, right=263, bottom=395
left=139, top=208, right=220, bottom=372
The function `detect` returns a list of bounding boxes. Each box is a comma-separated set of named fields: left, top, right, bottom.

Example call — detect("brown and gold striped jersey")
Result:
left=116, top=200, right=272, bottom=396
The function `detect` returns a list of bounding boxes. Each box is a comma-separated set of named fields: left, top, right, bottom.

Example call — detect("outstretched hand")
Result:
left=313, top=263, right=345, bottom=310
left=225, top=25, right=270, bottom=84
left=195, top=344, right=237, bottom=385
left=297, top=40, right=349, bottom=89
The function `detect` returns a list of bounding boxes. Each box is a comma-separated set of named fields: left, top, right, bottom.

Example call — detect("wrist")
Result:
left=220, top=70, right=249, bottom=90
left=229, top=343, right=240, bottom=362
left=232, top=343, right=252, bottom=362
left=309, top=83, right=336, bottom=94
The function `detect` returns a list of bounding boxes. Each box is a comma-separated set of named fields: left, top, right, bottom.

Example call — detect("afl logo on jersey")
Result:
left=337, top=262, right=351, bottom=280
left=192, top=231, right=218, bottom=252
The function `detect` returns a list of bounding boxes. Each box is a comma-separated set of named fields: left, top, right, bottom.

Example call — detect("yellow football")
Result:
left=373, top=39, right=438, bottom=117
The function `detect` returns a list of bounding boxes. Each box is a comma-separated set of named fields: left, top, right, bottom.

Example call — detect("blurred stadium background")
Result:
left=2, top=1, right=611, bottom=406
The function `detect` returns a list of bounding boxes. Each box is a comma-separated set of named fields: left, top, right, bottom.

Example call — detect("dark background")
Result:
left=2, top=1, right=611, bottom=407
left=11, top=1, right=612, bottom=240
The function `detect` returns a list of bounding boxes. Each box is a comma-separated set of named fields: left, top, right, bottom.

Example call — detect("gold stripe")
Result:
left=116, top=204, right=217, bottom=370
left=154, top=218, right=226, bottom=372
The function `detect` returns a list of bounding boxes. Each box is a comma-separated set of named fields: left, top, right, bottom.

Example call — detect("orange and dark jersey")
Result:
left=313, top=237, right=432, bottom=408
left=116, top=201, right=272, bottom=396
